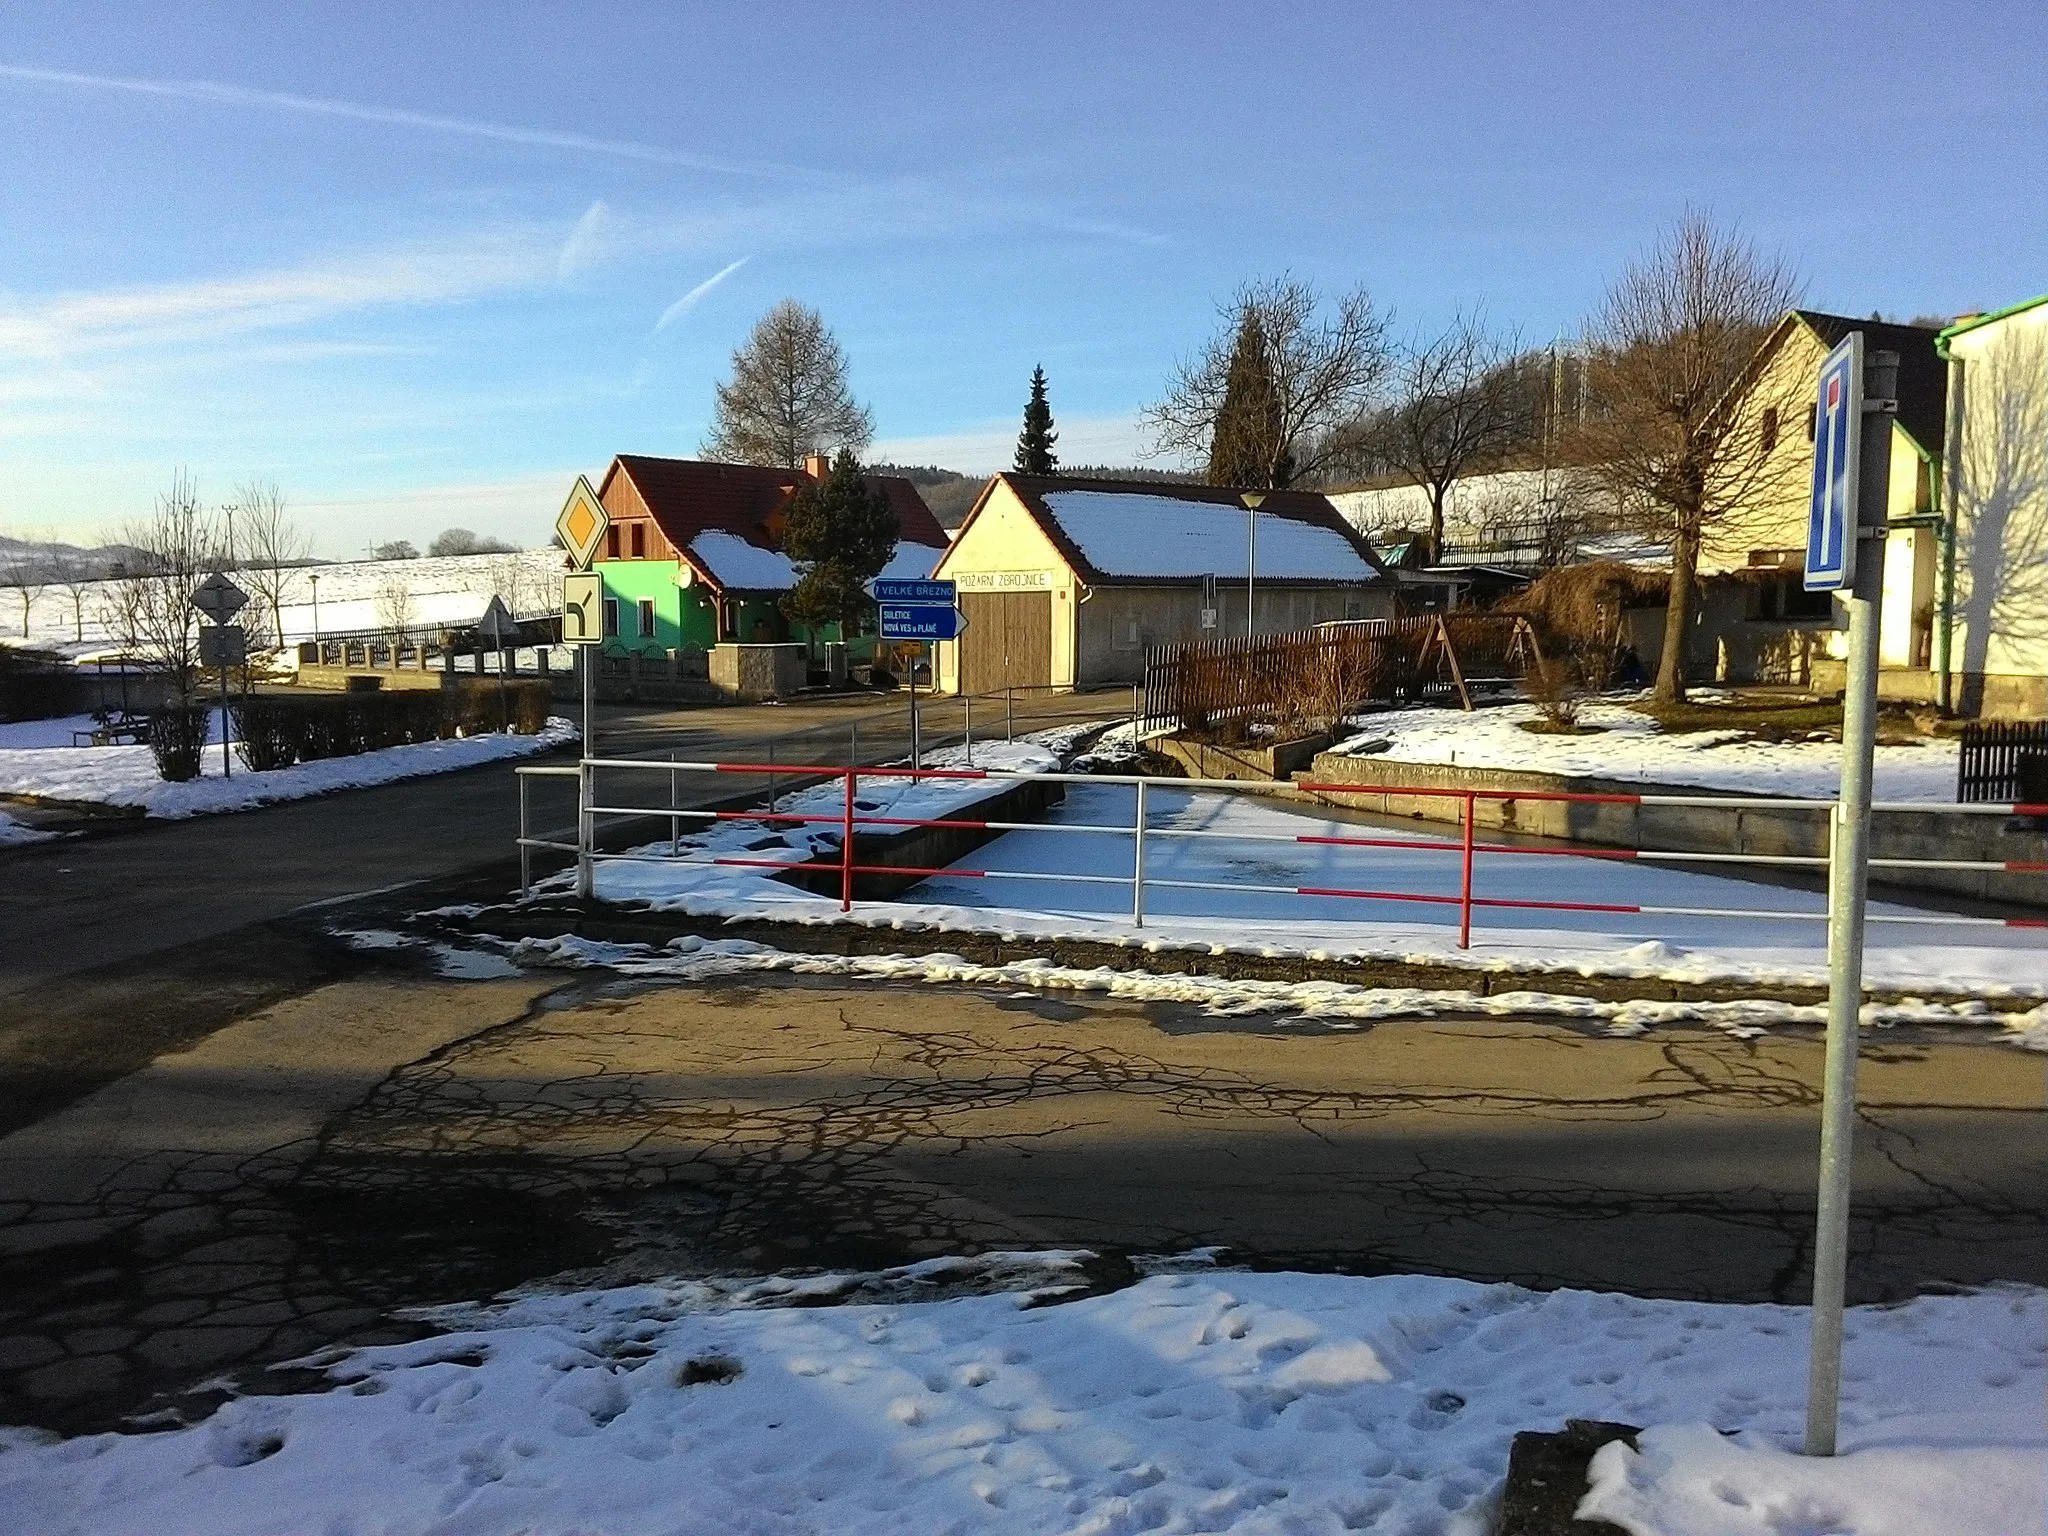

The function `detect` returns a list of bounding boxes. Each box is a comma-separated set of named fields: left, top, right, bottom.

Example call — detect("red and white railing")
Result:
left=515, top=757, right=2048, bottom=948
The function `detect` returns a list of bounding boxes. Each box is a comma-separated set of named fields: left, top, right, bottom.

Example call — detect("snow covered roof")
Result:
left=875, top=542, right=946, bottom=584
left=686, top=532, right=800, bottom=591
left=602, top=454, right=947, bottom=595
left=965, top=476, right=1384, bottom=587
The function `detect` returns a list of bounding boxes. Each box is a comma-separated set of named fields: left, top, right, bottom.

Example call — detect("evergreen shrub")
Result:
left=147, top=705, right=210, bottom=782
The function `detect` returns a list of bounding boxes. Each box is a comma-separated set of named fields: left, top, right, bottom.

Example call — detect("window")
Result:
left=637, top=598, right=656, bottom=638
left=605, top=526, right=620, bottom=560
left=602, top=597, right=620, bottom=637
left=1760, top=406, right=1779, bottom=456
left=630, top=523, right=646, bottom=559
left=718, top=601, right=738, bottom=641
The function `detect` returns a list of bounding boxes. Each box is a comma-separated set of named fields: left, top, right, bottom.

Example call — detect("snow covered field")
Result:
left=1338, top=697, right=1960, bottom=801
left=574, top=779, right=2048, bottom=998
left=0, top=712, right=574, bottom=819
left=3, top=1260, right=2038, bottom=1535
left=1, top=550, right=561, bottom=661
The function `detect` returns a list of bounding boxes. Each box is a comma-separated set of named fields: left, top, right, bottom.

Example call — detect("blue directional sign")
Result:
left=1805, top=331, right=1863, bottom=592
left=879, top=604, right=966, bottom=641
left=874, top=578, right=956, bottom=604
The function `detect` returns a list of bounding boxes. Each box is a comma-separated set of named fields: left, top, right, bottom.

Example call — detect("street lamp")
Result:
left=309, top=574, right=320, bottom=648
left=1240, top=492, right=1265, bottom=637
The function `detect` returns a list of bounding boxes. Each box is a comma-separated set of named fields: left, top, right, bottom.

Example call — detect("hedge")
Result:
left=226, top=682, right=553, bottom=775
left=148, top=705, right=211, bottom=782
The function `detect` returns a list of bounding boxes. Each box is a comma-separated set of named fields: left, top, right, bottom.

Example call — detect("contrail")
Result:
left=653, top=257, right=749, bottom=331
left=0, top=62, right=832, bottom=182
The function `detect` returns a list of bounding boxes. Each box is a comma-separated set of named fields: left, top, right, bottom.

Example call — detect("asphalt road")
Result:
left=0, top=690, right=1122, bottom=1132
left=1, top=962, right=2038, bottom=1434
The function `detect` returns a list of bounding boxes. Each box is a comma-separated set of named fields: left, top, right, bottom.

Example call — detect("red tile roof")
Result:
left=599, top=454, right=946, bottom=593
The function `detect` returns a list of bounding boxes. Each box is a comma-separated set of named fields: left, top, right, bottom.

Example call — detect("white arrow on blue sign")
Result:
left=1805, top=331, right=1863, bottom=592
left=879, top=604, right=966, bottom=641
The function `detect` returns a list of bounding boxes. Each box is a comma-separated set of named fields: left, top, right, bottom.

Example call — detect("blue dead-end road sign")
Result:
left=874, top=578, right=956, bottom=605
left=1806, top=331, right=1864, bottom=592
left=879, top=604, right=966, bottom=641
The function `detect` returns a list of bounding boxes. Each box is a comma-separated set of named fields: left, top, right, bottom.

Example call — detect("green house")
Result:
left=588, top=452, right=948, bottom=663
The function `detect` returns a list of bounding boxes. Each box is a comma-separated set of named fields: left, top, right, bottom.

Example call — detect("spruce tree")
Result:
left=1013, top=364, right=1059, bottom=474
left=781, top=450, right=901, bottom=632
left=1205, top=314, right=1293, bottom=489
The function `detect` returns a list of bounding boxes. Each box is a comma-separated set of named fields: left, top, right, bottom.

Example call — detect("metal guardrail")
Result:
left=518, top=752, right=2048, bottom=947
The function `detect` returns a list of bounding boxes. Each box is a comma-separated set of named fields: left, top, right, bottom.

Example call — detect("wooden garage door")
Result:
left=959, top=591, right=1053, bottom=694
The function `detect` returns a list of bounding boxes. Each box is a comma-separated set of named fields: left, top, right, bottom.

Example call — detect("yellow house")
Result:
left=1701, top=311, right=1947, bottom=685
left=1937, top=293, right=2048, bottom=717
left=930, top=474, right=1394, bottom=694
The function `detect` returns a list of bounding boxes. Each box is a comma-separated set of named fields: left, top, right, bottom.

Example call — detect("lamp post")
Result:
left=309, top=574, right=320, bottom=647
left=1241, top=491, right=1266, bottom=637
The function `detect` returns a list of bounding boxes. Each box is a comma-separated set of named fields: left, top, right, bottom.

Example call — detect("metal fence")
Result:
left=1958, top=719, right=2048, bottom=804
left=519, top=754, right=2048, bottom=946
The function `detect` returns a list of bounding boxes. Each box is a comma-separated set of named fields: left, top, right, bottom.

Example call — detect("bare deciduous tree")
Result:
left=228, top=478, right=309, bottom=654
left=375, top=574, right=417, bottom=642
left=1571, top=213, right=1803, bottom=704
left=704, top=299, right=873, bottom=468
left=0, top=540, right=56, bottom=639
left=53, top=562, right=98, bottom=643
left=100, top=470, right=223, bottom=705
left=430, top=527, right=520, bottom=557
left=1355, top=313, right=1529, bottom=561
left=1145, top=277, right=1390, bottom=489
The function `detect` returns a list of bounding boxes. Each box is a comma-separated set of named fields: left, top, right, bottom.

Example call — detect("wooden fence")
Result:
left=1142, top=615, right=1543, bottom=732
left=1957, top=719, right=2048, bottom=803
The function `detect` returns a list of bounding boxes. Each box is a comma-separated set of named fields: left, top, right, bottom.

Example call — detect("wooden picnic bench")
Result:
left=72, top=710, right=153, bottom=747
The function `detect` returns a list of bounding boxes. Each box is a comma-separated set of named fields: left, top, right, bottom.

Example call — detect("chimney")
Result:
left=805, top=452, right=832, bottom=481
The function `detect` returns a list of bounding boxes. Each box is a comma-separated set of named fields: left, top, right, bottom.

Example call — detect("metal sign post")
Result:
left=478, top=594, right=517, bottom=731
left=556, top=482, right=610, bottom=902
left=876, top=581, right=959, bottom=768
left=1803, top=336, right=1896, bottom=1458
left=194, top=575, right=250, bottom=780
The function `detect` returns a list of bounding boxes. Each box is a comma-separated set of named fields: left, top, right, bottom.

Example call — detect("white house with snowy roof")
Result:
left=930, top=475, right=1394, bottom=692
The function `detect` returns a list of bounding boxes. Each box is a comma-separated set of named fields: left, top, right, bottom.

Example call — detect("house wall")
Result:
left=1944, top=304, right=2048, bottom=713
left=594, top=559, right=685, bottom=656
left=931, top=481, right=1080, bottom=693
left=1700, top=323, right=1936, bottom=577
left=1074, top=585, right=1395, bottom=686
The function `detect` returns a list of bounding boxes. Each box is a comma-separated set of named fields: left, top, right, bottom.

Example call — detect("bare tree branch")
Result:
left=1570, top=212, right=1803, bottom=703
left=1144, top=277, right=1390, bottom=489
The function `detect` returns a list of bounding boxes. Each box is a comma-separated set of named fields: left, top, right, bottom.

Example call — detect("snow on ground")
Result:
left=3, top=1263, right=2038, bottom=1535
left=568, top=779, right=2048, bottom=998
left=0, top=810, right=58, bottom=845
left=498, top=933, right=2048, bottom=1050
left=1336, top=696, right=1960, bottom=801
left=0, top=712, right=575, bottom=818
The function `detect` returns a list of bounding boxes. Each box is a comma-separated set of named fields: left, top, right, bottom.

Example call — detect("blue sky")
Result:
left=2, top=1, right=2043, bottom=556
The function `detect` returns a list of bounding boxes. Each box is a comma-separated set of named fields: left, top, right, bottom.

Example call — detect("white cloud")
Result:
left=0, top=63, right=836, bottom=183
left=652, top=258, right=749, bottom=332
left=556, top=200, right=615, bottom=282
left=0, top=229, right=557, bottom=360
left=870, top=412, right=1157, bottom=474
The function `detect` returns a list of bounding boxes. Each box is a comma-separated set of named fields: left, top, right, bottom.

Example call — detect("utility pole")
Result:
left=1804, top=342, right=1895, bottom=1458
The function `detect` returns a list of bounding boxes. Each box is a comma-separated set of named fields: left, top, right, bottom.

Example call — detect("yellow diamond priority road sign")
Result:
left=555, top=476, right=609, bottom=571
